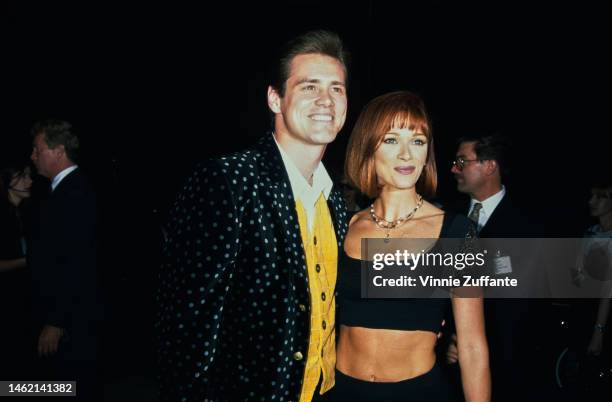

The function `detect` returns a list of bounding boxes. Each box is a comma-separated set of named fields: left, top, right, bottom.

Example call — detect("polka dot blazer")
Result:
left=158, top=133, right=348, bottom=401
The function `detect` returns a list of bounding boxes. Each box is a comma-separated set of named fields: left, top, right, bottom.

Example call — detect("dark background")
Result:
left=4, top=1, right=609, bottom=219
left=3, top=0, right=609, bottom=397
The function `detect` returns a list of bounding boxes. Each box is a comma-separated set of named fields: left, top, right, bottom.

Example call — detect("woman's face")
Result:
left=374, top=125, right=428, bottom=192
left=9, top=167, right=33, bottom=199
left=589, top=188, right=612, bottom=218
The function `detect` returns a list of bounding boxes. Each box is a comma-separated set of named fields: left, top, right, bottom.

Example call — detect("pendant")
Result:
left=384, top=231, right=390, bottom=243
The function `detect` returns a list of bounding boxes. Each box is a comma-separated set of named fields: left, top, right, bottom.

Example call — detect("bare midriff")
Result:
left=336, top=325, right=437, bottom=382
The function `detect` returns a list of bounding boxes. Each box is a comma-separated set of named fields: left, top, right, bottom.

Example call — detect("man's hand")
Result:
left=38, top=325, right=64, bottom=357
left=446, top=333, right=459, bottom=364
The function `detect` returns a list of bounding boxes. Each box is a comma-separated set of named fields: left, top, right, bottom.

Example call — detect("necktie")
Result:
left=468, top=202, right=483, bottom=225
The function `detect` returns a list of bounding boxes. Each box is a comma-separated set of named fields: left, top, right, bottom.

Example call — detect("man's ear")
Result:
left=484, top=159, right=498, bottom=176
left=267, top=86, right=282, bottom=114
left=53, top=144, right=66, bottom=160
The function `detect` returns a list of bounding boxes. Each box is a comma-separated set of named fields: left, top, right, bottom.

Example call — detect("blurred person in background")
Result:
left=0, top=164, right=34, bottom=379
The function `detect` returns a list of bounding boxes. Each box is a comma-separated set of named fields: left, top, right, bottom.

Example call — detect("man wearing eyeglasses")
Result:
left=450, top=134, right=512, bottom=236
left=446, top=133, right=544, bottom=402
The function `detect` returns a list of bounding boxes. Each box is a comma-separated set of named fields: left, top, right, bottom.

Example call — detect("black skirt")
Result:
left=331, top=364, right=458, bottom=402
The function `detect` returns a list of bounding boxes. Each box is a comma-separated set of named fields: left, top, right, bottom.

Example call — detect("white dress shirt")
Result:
left=51, top=165, right=78, bottom=192
left=468, top=185, right=506, bottom=231
left=273, top=135, right=333, bottom=231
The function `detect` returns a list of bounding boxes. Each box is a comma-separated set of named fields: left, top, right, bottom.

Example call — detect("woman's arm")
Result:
left=452, top=296, right=491, bottom=402
left=587, top=241, right=612, bottom=355
left=0, top=257, right=26, bottom=273
left=588, top=279, right=612, bottom=355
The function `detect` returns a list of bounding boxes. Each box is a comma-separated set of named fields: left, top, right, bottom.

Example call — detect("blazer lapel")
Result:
left=327, top=189, right=348, bottom=249
left=255, top=134, right=310, bottom=294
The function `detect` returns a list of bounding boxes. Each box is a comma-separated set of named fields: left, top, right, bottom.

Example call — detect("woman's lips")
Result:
left=394, top=166, right=415, bottom=174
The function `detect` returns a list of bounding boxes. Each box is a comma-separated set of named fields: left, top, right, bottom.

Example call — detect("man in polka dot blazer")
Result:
left=158, top=30, right=350, bottom=402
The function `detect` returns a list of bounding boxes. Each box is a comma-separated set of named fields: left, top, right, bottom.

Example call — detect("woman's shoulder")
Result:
left=348, top=207, right=371, bottom=227
left=420, top=200, right=444, bottom=218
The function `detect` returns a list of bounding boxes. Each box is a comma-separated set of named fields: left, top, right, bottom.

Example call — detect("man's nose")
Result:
left=316, top=90, right=334, bottom=107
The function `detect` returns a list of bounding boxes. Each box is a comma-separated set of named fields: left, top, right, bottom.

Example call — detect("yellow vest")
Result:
left=296, top=194, right=338, bottom=402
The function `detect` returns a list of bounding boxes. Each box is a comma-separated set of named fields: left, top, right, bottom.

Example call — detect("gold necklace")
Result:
left=369, top=195, right=424, bottom=242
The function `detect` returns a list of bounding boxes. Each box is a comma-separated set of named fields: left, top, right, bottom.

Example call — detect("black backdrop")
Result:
left=5, top=2, right=609, bottom=219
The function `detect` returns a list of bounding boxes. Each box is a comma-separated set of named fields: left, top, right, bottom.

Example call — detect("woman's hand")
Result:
left=570, top=267, right=585, bottom=287
left=587, top=329, right=603, bottom=356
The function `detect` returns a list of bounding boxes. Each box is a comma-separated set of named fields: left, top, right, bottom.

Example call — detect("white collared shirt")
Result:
left=469, top=185, right=506, bottom=230
left=51, top=165, right=78, bottom=192
left=273, top=135, right=333, bottom=231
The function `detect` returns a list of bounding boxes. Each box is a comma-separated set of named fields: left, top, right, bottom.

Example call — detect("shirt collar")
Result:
left=470, top=185, right=506, bottom=218
left=51, top=165, right=78, bottom=191
left=272, top=134, right=333, bottom=207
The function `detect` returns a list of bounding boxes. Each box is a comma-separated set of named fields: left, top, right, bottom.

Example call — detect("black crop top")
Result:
left=336, top=212, right=475, bottom=333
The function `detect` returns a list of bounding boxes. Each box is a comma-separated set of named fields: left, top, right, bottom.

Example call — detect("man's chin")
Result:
left=310, top=130, right=338, bottom=145
left=456, top=183, right=469, bottom=194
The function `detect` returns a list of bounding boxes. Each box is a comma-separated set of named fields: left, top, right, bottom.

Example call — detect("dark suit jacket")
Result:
left=454, top=194, right=547, bottom=290
left=476, top=196, right=538, bottom=238
left=448, top=193, right=545, bottom=397
left=450, top=194, right=539, bottom=238
left=28, top=168, right=99, bottom=346
left=157, top=134, right=348, bottom=402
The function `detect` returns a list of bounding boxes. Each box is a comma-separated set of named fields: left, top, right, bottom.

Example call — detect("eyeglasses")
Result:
left=452, top=157, right=481, bottom=171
